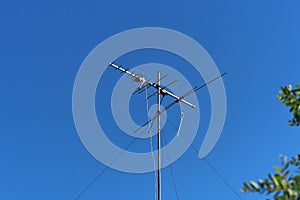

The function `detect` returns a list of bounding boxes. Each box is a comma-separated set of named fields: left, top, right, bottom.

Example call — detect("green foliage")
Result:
left=278, top=85, right=300, bottom=126
left=241, top=155, right=300, bottom=200
left=241, top=85, right=300, bottom=199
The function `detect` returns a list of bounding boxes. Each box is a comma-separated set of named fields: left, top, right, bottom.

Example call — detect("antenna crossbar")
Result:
left=109, top=63, right=196, bottom=108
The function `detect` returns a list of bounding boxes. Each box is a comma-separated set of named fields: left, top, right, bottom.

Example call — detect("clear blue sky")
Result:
left=1, top=1, right=300, bottom=200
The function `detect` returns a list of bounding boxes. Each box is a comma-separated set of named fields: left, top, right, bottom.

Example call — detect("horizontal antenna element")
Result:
left=109, top=63, right=196, bottom=108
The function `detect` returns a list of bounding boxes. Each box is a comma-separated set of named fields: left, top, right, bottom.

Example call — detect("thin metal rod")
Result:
left=157, top=71, right=161, bottom=200
left=109, top=63, right=195, bottom=108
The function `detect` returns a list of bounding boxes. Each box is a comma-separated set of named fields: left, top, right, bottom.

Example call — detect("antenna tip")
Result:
left=220, top=72, right=228, bottom=77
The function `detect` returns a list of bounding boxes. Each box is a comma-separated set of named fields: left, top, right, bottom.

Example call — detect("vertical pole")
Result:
left=157, top=71, right=161, bottom=200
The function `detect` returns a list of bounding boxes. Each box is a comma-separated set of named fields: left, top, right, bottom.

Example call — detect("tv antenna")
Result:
left=109, top=62, right=226, bottom=200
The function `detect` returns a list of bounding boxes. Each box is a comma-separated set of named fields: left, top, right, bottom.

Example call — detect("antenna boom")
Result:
left=109, top=63, right=196, bottom=108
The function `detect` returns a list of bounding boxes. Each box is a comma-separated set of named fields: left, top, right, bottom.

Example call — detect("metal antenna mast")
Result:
left=109, top=62, right=196, bottom=200
left=109, top=62, right=226, bottom=200
left=157, top=71, right=161, bottom=200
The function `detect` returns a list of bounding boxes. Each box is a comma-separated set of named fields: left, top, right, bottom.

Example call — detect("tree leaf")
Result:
left=274, top=166, right=282, bottom=173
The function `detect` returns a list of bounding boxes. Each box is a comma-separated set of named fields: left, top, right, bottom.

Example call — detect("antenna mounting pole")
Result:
left=108, top=62, right=226, bottom=200
left=157, top=71, right=161, bottom=200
